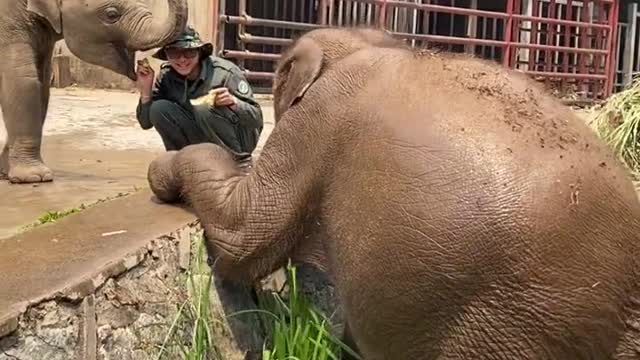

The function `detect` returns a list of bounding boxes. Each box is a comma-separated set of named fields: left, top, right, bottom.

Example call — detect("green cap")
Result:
left=152, top=25, right=214, bottom=60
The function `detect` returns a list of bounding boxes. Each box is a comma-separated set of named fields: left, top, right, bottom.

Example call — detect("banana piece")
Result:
left=190, top=92, right=217, bottom=109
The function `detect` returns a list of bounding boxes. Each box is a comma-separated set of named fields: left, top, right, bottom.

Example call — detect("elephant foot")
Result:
left=8, top=161, right=53, bottom=183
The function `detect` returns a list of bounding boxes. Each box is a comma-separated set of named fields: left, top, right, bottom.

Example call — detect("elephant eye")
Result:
left=102, top=7, right=122, bottom=24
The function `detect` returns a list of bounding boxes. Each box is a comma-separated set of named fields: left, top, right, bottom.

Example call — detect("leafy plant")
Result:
left=37, top=207, right=83, bottom=224
left=158, top=235, right=359, bottom=360
left=155, top=233, right=222, bottom=360
left=252, top=263, right=361, bottom=360
left=590, top=76, right=640, bottom=179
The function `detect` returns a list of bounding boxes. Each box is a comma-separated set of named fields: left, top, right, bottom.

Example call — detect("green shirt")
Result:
left=136, top=56, right=263, bottom=152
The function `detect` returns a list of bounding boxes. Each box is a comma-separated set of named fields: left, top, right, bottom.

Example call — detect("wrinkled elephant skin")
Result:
left=0, top=0, right=188, bottom=183
left=147, top=27, right=640, bottom=359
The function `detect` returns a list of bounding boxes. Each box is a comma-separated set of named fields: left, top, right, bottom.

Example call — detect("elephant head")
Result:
left=272, top=27, right=404, bottom=121
left=27, top=0, right=188, bottom=80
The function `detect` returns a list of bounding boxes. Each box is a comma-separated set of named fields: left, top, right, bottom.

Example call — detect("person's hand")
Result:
left=136, top=59, right=155, bottom=99
left=210, top=87, right=238, bottom=109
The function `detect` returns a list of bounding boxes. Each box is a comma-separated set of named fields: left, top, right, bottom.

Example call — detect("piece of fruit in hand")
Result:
left=190, top=92, right=217, bottom=108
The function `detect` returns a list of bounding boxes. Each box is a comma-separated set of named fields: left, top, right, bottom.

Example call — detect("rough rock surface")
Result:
left=0, top=226, right=340, bottom=360
left=0, top=228, right=262, bottom=360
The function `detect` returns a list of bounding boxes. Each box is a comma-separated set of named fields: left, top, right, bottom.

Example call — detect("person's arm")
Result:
left=136, top=69, right=167, bottom=130
left=224, top=69, right=264, bottom=130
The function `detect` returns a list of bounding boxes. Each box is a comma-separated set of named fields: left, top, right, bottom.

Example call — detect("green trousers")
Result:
left=148, top=99, right=257, bottom=156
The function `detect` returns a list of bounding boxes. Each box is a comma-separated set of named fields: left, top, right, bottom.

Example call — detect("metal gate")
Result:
left=615, top=1, right=639, bottom=91
left=215, top=0, right=620, bottom=100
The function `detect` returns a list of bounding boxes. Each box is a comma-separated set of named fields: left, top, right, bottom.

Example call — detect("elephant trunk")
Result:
left=147, top=151, right=182, bottom=203
left=126, top=0, right=189, bottom=51
left=147, top=143, right=249, bottom=208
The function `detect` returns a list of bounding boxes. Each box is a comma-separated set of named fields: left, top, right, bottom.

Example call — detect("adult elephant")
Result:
left=0, top=0, right=188, bottom=183
left=147, top=27, right=640, bottom=359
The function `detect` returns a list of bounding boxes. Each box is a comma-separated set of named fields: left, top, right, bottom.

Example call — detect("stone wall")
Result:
left=52, top=0, right=215, bottom=90
left=0, top=223, right=341, bottom=360
left=0, top=225, right=264, bottom=360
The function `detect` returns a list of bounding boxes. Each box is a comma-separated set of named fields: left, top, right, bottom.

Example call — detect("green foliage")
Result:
left=158, top=235, right=359, bottom=360
left=155, top=234, right=222, bottom=360
left=254, top=263, right=361, bottom=360
left=590, top=76, right=640, bottom=179
left=37, top=207, right=83, bottom=224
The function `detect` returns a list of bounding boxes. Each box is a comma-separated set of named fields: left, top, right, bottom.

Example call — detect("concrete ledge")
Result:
left=0, top=189, right=196, bottom=322
left=0, top=186, right=341, bottom=359
left=0, top=189, right=273, bottom=359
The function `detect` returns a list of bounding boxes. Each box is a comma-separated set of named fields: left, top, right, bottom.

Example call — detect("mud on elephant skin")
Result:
left=0, top=0, right=188, bottom=184
left=147, top=26, right=640, bottom=359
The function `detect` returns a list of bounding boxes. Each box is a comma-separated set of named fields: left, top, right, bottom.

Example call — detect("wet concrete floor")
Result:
left=0, top=87, right=274, bottom=239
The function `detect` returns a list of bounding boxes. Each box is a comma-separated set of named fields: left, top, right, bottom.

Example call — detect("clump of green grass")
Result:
left=22, top=189, right=139, bottom=231
left=155, top=233, right=222, bottom=360
left=254, top=263, right=361, bottom=360
left=158, top=233, right=358, bottom=360
left=36, top=206, right=84, bottom=224
left=590, top=76, right=640, bottom=179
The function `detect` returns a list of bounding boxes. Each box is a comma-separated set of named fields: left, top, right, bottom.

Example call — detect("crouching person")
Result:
left=135, top=26, right=263, bottom=159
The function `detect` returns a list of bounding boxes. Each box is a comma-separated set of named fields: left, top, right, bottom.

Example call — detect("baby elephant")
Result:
left=148, top=27, right=640, bottom=359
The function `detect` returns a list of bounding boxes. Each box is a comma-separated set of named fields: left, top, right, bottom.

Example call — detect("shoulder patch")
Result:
left=237, top=80, right=250, bottom=95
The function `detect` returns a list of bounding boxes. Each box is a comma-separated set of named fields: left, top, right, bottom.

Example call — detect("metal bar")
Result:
left=503, top=0, right=515, bottom=67
left=238, top=68, right=610, bottom=83
left=578, top=0, right=589, bottom=93
left=522, top=70, right=608, bottom=79
left=509, top=41, right=608, bottom=55
left=238, top=33, right=294, bottom=46
left=237, top=0, right=247, bottom=69
left=222, top=49, right=283, bottom=61
left=615, top=22, right=625, bottom=90
left=594, top=0, right=605, bottom=97
left=319, top=0, right=329, bottom=25
left=545, top=0, right=557, bottom=74
left=606, top=0, right=620, bottom=96
left=491, top=15, right=498, bottom=59
left=351, top=0, right=611, bottom=29
left=328, top=0, right=335, bottom=26
left=511, top=0, right=522, bottom=67
left=392, top=30, right=609, bottom=54
left=221, top=14, right=326, bottom=30
left=465, top=0, right=478, bottom=54
left=379, top=0, right=388, bottom=28
left=216, top=0, right=227, bottom=54
left=562, top=0, right=574, bottom=83
left=623, top=3, right=638, bottom=86
left=243, top=71, right=275, bottom=80
left=529, top=0, right=539, bottom=70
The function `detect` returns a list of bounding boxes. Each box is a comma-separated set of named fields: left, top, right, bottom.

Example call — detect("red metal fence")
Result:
left=215, top=0, right=620, bottom=100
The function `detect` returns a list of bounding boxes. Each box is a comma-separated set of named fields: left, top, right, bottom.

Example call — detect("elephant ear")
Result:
left=27, top=0, right=62, bottom=34
left=273, top=37, right=323, bottom=117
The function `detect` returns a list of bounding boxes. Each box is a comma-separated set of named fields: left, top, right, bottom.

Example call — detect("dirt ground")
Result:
left=0, top=87, right=275, bottom=239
